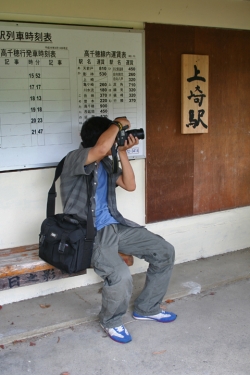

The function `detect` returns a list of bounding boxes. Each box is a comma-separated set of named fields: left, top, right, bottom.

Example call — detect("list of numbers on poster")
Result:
left=77, top=52, right=139, bottom=155
left=0, top=23, right=145, bottom=169
left=0, top=46, right=71, bottom=149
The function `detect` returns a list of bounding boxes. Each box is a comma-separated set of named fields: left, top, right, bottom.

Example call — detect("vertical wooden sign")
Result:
left=181, top=54, right=209, bottom=134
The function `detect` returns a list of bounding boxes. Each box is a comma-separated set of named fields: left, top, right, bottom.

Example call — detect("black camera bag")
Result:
left=39, top=157, right=96, bottom=274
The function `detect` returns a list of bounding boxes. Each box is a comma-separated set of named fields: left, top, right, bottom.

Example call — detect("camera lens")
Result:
left=126, top=128, right=144, bottom=141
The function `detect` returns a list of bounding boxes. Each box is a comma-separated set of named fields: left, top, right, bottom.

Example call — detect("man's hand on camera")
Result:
left=118, top=134, right=139, bottom=152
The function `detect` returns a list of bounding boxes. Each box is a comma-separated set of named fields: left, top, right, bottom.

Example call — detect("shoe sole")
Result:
left=109, top=335, right=132, bottom=344
left=133, top=315, right=177, bottom=323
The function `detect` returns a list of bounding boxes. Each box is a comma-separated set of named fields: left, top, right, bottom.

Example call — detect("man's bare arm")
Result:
left=85, top=117, right=131, bottom=165
left=116, top=134, right=139, bottom=191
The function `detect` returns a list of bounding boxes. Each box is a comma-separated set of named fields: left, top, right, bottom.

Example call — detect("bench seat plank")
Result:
left=0, top=268, right=86, bottom=291
left=0, top=246, right=54, bottom=278
left=0, top=244, right=87, bottom=291
left=0, top=244, right=133, bottom=291
left=0, top=244, right=39, bottom=256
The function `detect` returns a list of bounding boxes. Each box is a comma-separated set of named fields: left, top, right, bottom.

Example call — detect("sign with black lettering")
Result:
left=181, top=54, right=209, bottom=134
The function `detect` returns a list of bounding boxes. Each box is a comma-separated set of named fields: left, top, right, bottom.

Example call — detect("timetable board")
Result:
left=0, top=22, right=145, bottom=171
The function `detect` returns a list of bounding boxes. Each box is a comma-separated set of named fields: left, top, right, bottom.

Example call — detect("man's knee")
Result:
left=151, top=239, right=175, bottom=268
left=107, top=262, right=133, bottom=288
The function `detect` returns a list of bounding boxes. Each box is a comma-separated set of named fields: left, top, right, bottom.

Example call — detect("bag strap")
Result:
left=46, top=157, right=95, bottom=241
left=85, top=173, right=96, bottom=241
left=111, top=144, right=118, bottom=174
left=47, top=157, right=66, bottom=218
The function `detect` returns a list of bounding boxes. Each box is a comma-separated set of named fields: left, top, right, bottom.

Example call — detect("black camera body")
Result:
left=116, top=128, right=144, bottom=147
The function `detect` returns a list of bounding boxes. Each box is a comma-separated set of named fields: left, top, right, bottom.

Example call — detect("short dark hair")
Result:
left=80, top=116, right=113, bottom=147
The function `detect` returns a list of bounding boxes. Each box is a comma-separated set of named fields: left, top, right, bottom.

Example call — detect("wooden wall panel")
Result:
left=145, top=24, right=195, bottom=222
left=193, top=28, right=240, bottom=214
left=145, top=24, right=250, bottom=223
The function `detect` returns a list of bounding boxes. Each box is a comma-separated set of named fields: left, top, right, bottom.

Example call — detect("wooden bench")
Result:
left=0, top=244, right=134, bottom=291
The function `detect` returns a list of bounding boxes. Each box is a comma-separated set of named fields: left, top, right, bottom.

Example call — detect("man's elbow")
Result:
left=95, top=144, right=109, bottom=159
left=126, top=182, right=136, bottom=192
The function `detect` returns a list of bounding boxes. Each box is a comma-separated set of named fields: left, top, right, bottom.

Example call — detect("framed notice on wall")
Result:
left=0, top=22, right=145, bottom=171
left=181, top=54, right=209, bottom=134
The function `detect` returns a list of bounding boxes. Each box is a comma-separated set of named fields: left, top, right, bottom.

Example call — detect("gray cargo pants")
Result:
left=91, top=224, right=175, bottom=328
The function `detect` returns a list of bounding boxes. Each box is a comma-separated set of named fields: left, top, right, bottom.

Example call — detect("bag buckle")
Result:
left=39, top=234, right=45, bottom=245
left=84, top=237, right=94, bottom=242
left=58, top=232, right=69, bottom=253
left=58, top=241, right=66, bottom=253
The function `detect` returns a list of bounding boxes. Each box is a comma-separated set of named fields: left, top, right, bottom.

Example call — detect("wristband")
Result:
left=111, top=121, right=123, bottom=131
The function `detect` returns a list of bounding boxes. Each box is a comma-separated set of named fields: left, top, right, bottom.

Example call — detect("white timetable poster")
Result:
left=0, top=22, right=145, bottom=171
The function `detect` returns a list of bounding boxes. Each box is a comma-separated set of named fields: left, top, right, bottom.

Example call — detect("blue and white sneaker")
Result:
left=133, top=310, right=177, bottom=323
left=101, top=324, right=132, bottom=343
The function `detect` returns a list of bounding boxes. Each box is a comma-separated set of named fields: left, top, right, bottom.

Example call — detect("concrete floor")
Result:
left=0, top=248, right=249, bottom=375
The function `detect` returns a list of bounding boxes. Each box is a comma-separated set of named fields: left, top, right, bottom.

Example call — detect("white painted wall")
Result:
left=1, top=0, right=250, bottom=304
left=1, top=0, right=250, bottom=31
left=0, top=160, right=145, bottom=249
left=2, top=157, right=249, bottom=306
left=1, top=179, right=249, bottom=305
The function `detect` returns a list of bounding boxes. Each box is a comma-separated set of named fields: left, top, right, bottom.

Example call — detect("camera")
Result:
left=116, top=128, right=144, bottom=147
